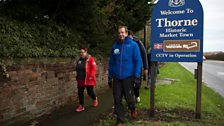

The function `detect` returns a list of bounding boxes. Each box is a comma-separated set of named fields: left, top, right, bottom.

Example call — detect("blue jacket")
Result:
left=108, top=37, right=142, bottom=80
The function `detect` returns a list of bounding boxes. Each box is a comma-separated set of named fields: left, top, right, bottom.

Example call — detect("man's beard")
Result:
left=118, top=36, right=125, bottom=42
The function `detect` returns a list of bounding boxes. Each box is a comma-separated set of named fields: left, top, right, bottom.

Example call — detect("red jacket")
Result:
left=76, top=55, right=97, bottom=87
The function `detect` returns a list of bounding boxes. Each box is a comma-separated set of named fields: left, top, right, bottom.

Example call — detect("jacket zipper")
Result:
left=85, top=58, right=88, bottom=85
left=120, top=44, right=124, bottom=79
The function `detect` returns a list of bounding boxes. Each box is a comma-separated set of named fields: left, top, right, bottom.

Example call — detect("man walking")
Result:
left=108, top=25, right=142, bottom=126
left=128, top=31, right=148, bottom=103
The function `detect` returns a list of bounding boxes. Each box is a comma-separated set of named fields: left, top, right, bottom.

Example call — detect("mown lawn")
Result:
left=95, top=62, right=224, bottom=126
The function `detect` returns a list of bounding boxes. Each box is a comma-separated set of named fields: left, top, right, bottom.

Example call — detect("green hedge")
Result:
left=0, top=16, right=82, bottom=57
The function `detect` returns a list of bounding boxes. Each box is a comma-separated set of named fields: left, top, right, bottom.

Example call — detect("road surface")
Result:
left=179, top=60, right=224, bottom=97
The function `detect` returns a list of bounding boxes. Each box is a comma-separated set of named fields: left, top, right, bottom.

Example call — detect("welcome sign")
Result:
left=150, top=0, right=204, bottom=62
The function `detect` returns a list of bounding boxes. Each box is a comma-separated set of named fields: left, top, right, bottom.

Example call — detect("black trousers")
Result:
left=78, top=86, right=96, bottom=106
left=133, top=85, right=140, bottom=97
left=113, top=77, right=135, bottom=123
left=134, top=73, right=142, bottom=97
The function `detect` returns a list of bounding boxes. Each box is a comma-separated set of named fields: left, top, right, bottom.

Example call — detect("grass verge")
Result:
left=95, top=62, right=224, bottom=126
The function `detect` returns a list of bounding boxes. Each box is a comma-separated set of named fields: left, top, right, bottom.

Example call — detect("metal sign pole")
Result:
left=196, top=62, right=203, bottom=119
left=150, top=62, right=156, bottom=117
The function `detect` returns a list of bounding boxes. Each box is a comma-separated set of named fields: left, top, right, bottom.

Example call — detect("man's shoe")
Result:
left=136, top=97, right=140, bottom=103
left=75, top=105, right=85, bottom=112
left=131, top=110, right=137, bottom=119
left=93, top=97, right=98, bottom=107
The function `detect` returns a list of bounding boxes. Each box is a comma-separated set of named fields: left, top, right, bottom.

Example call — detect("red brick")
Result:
left=36, top=101, right=44, bottom=109
left=29, top=72, right=40, bottom=81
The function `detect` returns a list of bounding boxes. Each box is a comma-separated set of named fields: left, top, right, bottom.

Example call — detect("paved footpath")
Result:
left=40, top=89, right=113, bottom=126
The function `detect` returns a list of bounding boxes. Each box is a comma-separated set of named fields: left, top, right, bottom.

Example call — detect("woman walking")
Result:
left=75, top=48, right=98, bottom=112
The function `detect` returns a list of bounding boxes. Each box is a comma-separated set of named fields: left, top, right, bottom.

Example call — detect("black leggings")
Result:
left=78, top=86, right=96, bottom=106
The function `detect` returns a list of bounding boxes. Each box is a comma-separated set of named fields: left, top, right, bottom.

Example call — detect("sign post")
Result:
left=196, top=62, right=203, bottom=118
left=150, top=0, right=204, bottom=119
left=150, top=62, right=156, bottom=117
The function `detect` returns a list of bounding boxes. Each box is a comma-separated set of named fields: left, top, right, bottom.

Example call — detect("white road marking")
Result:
left=217, top=72, right=224, bottom=76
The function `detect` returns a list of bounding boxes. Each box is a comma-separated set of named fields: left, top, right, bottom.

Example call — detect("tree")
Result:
left=0, top=0, right=153, bottom=57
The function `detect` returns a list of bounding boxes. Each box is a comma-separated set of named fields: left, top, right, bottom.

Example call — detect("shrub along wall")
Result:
left=0, top=59, right=108, bottom=126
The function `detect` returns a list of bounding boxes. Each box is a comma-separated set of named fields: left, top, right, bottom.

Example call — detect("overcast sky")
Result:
left=200, top=0, right=224, bottom=52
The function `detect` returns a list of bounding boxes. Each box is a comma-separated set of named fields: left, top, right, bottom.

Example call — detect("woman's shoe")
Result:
left=75, top=105, right=85, bottom=112
left=93, top=97, right=98, bottom=107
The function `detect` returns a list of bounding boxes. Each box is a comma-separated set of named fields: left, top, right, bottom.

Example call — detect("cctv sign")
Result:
left=150, top=0, right=204, bottom=62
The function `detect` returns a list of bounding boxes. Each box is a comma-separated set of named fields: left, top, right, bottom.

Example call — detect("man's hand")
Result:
left=108, top=80, right=112, bottom=88
left=143, top=69, right=148, bottom=75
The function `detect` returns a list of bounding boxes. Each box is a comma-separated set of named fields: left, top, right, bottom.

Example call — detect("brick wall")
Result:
left=0, top=59, right=108, bottom=126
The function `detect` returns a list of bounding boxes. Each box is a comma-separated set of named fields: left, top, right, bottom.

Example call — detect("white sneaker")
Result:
left=136, top=97, right=140, bottom=103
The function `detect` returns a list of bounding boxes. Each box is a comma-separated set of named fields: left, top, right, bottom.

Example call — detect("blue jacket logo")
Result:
left=114, top=49, right=120, bottom=54
left=168, top=0, right=185, bottom=7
